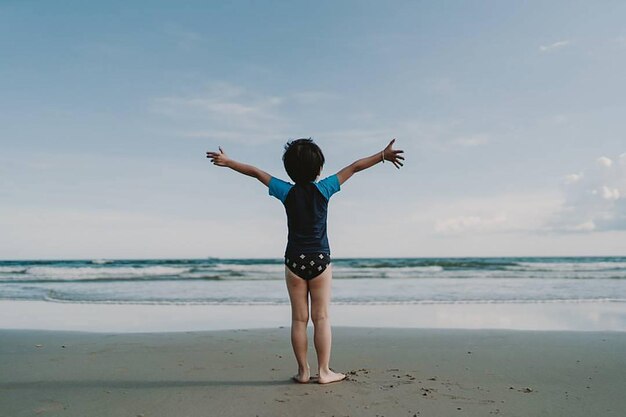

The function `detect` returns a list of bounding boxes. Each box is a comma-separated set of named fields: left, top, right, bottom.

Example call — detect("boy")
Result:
left=206, top=138, right=404, bottom=384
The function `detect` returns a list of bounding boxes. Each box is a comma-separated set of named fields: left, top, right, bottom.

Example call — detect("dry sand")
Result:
left=1, top=327, right=625, bottom=417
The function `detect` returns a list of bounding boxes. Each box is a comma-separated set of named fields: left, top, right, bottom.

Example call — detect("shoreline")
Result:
left=1, top=327, right=625, bottom=416
left=1, top=299, right=625, bottom=332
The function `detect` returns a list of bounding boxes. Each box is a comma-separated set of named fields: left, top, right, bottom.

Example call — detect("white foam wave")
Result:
left=332, top=265, right=444, bottom=277
left=214, top=263, right=284, bottom=273
left=36, top=296, right=626, bottom=306
left=26, top=266, right=192, bottom=279
left=508, top=262, right=626, bottom=272
left=0, top=266, right=27, bottom=273
left=404, top=266, right=444, bottom=272
left=91, top=259, right=112, bottom=264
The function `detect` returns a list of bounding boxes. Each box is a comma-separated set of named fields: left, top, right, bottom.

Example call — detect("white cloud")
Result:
left=317, top=120, right=496, bottom=155
left=568, top=221, right=596, bottom=232
left=150, top=82, right=290, bottom=143
left=539, top=40, right=571, bottom=52
left=564, top=173, right=583, bottom=184
left=548, top=152, right=626, bottom=232
left=0, top=207, right=284, bottom=259
left=435, top=214, right=507, bottom=234
left=451, top=134, right=489, bottom=147
left=316, top=119, right=453, bottom=148
left=290, top=91, right=339, bottom=104
left=426, top=192, right=561, bottom=236
left=161, top=23, right=207, bottom=50
left=600, top=185, right=620, bottom=200
left=153, top=84, right=283, bottom=122
left=151, top=83, right=346, bottom=144
left=421, top=77, right=455, bottom=95
left=317, top=128, right=393, bottom=143
left=597, top=156, right=613, bottom=168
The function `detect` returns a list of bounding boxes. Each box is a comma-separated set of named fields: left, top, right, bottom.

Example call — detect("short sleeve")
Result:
left=268, top=177, right=293, bottom=204
left=315, top=174, right=341, bottom=200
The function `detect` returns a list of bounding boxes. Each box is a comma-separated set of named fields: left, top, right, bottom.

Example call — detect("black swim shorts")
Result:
left=285, top=253, right=331, bottom=280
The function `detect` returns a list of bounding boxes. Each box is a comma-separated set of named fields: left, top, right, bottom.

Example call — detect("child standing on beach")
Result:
left=206, top=138, right=404, bottom=384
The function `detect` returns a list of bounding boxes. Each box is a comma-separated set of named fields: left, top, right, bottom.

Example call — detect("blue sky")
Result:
left=1, top=1, right=625, bottom=259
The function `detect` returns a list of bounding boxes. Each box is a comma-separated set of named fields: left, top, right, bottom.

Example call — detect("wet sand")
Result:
left=2, top=300, right=625, bottom=332
left=1, top=327, right=625, bottom=417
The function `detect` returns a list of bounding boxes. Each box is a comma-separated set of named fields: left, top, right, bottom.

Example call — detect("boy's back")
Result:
left=269, top=175, right=341, bottom=258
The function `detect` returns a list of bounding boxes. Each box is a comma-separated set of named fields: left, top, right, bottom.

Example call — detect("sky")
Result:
left=1, top=1, right=625, bottom=259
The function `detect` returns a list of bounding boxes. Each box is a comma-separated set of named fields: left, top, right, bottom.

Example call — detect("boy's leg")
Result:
left=308, top=264, right=345, bottom=384
left=285, top=266, right=310, bottom=382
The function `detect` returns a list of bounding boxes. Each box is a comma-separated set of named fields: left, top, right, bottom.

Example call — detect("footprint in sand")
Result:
left=345, top=368, right=371, bottom=382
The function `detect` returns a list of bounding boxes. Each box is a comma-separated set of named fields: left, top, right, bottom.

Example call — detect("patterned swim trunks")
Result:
left=285, top=253, right=331, bottom=280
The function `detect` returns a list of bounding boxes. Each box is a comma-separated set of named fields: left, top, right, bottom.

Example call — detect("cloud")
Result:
left=317, top=128, right=393, bottom=143
left=162, top=23, right=207, bottom=50
left=435, top=214, right=507, bottom=234
left=597, top=156, right=613, bottom=168
left=599, top=185, right=620, bottom=200
left=451, top=134, right=489, bottom=147
left=429, top=192, right=561, bottom=236
left=421, top=77, right=455, bottom=95
left=290, top=91, right=340, bottom=104
left=0, top=206, right=285, bottom=259
left=151, top=83, right=478, bottom=152
left=567, top=221, right=596, bottom=232
left=539, top=40, right=571, bottom=52
left=564, top=173, right=583, bottom=184
left=151, top=83, right=344, bottom=144
left=150, top=82, right=290, bottom=143
left=548, top=152, right=626, bottom=232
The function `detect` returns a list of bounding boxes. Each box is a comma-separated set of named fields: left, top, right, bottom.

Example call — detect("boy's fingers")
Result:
left=219, top=146, right=224, bottom=154
left=396, top=155, right=405, bottom=160
left=395, top=149, right=404, bottom=154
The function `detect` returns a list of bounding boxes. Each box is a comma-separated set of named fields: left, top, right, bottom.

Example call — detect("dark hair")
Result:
left=282, top=138, right=325, bottom=184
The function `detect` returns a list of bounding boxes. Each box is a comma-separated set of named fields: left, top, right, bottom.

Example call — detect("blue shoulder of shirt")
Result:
left=269, top=174, right=341, bottom=203
left=315, top=174, right=341, bottom=200
left=268, top=177, right=294, bottom=204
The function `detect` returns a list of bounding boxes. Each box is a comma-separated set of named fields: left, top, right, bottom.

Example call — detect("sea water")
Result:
left=1, top=257, right=625, bottom=305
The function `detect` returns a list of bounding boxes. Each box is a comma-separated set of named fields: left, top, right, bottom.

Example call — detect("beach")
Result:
left=1, top=327, right=625, bottom=417
left=2, top=257, right=626, bottom=416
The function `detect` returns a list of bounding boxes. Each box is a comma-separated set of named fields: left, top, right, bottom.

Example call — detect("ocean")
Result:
left=1, top=257, right=625, bottom=306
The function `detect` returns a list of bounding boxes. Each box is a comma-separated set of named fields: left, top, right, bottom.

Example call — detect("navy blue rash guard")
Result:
left=268, top=174, right=341, bottom=257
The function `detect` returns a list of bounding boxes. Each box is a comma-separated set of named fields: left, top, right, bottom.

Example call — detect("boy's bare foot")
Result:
left=292, top=365, right=310, bottom=383
left=318, top=369, right=346, bottom=384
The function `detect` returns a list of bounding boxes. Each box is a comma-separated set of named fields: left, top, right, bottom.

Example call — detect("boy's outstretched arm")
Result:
left=336, top=139, right=404, bottom=185
left=206, top=147, right=272, bottom=187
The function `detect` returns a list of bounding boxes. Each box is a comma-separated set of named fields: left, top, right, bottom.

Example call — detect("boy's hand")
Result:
left=383, top=139, right=405, bottom=169
left=206, top=147, right=231, bottom=167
